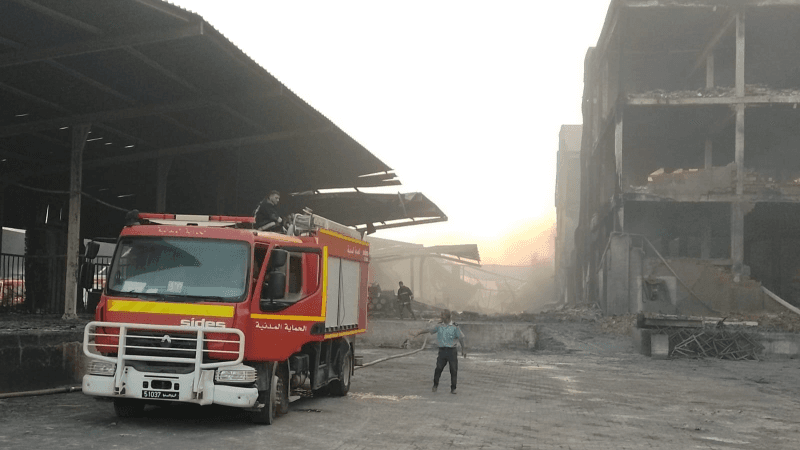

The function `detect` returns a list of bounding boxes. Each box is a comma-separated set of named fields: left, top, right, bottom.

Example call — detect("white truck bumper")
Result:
left=82, top=366, right=258, bottom=408
left=83, top=321, right=258, bottom=409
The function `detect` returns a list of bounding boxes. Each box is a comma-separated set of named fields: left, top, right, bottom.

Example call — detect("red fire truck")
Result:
left=82, top=212, right=369, bottom=424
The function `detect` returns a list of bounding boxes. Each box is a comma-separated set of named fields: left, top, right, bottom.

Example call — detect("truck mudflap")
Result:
left=82, top=321, right=258, bottom=408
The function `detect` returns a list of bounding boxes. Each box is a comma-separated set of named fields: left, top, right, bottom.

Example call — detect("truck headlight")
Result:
left=88, top=360, right=116, bottom=376
left=215, top=365, right=257, bottom=384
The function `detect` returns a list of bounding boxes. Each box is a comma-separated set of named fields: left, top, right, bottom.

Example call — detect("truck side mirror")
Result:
left=260, top=271, right=286, bottom=311
left=268, top=249, right=288, bottom=270
left=85, top=241, right=100, bottom=260
left=79, top=261, right=95, bottom=290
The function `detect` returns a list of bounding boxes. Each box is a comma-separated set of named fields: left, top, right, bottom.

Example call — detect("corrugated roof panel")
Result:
left=136, top=36, right=270, bottom=97
left=0, top=1, right=92, bottom=48
left=33, top=0, right=195, bottom=37
left=0, top=0, right=430, bottom=235
left=113, top=113, right=203, bottom=148
left=57, top=49, right=196, bottom=104
left=166, top=104, right=261, bottom=141
left=0, top=61, right=131, bottom=115
left=0, top=89, right=61, bottom=127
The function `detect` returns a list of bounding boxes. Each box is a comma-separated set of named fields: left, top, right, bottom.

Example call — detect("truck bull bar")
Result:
left=83, top=321, right=245, bottom=398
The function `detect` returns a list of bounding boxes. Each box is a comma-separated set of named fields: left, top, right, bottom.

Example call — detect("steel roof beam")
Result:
left=0, top=148, right=47, bottom=164
left=3, top=9, right=207, bottom=141
left=0, top=37, right=154, bottom=147
left=201, top=34, right=328, bottom=126
left=355, top=217, right=449, bottom=233
left=8, top=126, right=333, bottom=182
left=9, top=0, right=102, bottom=35
left=0, top=79, right=153, bottom=149
left=0, top=98, right=212, bottom=138
left=0, top=22, right=205, bottom=68
left=81, top=127, right=334, bottom=169
left=0, top=36, right=204, bottom=144
left=133, top=0, right=193, bottom=22
left=123, top=47, right=198, bottom=93
left=122, top=47, right=264, bottom=135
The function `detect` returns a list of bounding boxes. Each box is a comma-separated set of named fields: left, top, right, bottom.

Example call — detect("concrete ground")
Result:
left=1, top=322, right=799, bottom=449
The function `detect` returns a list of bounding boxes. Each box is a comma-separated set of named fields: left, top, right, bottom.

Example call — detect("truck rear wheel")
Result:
left=113, top=399, right=145, bottom=418
left=328, top=348, right=352, bottom=396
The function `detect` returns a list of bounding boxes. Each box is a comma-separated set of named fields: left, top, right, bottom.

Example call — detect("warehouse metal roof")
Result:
left=0, top=0, right=444, bottom=238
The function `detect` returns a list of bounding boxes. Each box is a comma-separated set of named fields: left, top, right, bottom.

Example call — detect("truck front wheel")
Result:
left=276, top=364, right=289, bottom=415
left=113, top=399, right=145, bottom=418
left=251, top=372, right=277, bottom=425
left=328, top=348, right=352, bottom=396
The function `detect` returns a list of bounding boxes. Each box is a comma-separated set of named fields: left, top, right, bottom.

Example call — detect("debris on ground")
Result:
left=665, top=328, right=764, bottom=360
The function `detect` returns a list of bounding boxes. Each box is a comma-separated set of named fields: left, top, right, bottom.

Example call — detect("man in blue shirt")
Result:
left=415, top=309, right=466, bottom=394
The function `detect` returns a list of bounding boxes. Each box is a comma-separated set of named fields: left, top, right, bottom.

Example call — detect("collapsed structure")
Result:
left=572, top=0, right=800, bottom=316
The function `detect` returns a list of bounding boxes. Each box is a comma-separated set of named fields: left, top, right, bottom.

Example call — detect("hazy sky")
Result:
left=168, top=0, right=612, bottom=265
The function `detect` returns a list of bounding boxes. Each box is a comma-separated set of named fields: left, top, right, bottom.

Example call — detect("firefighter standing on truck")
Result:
left=397, top=281, right=416, bottom=320
left=254, top=190, right=283, bottom=231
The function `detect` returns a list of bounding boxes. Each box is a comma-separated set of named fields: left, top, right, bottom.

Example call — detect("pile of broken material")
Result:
left=637, top=313, right=771, bottom=360
left=668, top=328, right=764, bottom=360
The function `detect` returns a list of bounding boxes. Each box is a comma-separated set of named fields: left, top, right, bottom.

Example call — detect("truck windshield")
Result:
left=107, top=237, right=250, bottom=303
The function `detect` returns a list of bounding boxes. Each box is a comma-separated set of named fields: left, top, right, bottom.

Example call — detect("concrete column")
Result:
left=629, top=247, right=644, bottom=313
left=614, top=109, right=624, bottom=181
left=735, top=104, right=745, bottom=195
left=418, top=256, right=426, bottom=300
left=735, top=11, right=746, bottom=195
left=701, top=221, right=712, bottom=259
left=409, top=257, right=415, bottom=295
left=607, top=234, right=631, bottom=315
left=706, top=54, right=715, bottom=89
left=731, top=202, right=745, bottom=282
left=63, top=124, right=90, bottom=320
left=156, top=156, right=173, bottom=213
left=735, top=12, right=745, bottom=97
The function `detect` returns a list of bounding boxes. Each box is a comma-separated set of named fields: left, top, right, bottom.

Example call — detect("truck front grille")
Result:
left=126, top=331, right=199, bottom=360
left=84, top=321, right=245, bottom=369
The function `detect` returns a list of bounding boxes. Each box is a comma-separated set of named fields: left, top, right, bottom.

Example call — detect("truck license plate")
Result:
left=142, top=390, right=179, bottom=399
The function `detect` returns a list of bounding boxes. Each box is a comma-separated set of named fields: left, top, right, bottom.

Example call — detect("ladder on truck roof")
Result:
left=134, top=211, right=363, bottom=240
left=289, top=213, right=362, bottom=241
left=135, top=213, right=255, bottom=228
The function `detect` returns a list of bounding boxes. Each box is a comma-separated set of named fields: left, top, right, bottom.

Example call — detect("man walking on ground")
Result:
left=415, top=309, right=466, bottom=394
left=397, top=281, right=416, bottom=320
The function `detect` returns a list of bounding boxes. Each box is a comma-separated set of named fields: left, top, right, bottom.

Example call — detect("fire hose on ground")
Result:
left=1, top=334, right=430, bottom=398
left=0, top=385, right=81, bottom=399
left=355, top=335, right=429, bottom=370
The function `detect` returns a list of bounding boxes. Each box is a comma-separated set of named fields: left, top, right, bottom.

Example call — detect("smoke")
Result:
left=482, top=211, right=557, bottom=266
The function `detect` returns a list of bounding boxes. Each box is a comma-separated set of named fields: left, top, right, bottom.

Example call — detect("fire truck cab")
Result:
left=82, top=212, right=369, bottom=424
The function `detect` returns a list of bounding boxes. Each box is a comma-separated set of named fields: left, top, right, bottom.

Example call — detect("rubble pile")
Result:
left=490, top=306, right=638, bottom=337
left=736, top=312, right=800, bottom=333
left=666, top=328, right=764, bottom=360
left=597, top=314, right=636, bottom=336
left=704, top=311, right=800, bottom=333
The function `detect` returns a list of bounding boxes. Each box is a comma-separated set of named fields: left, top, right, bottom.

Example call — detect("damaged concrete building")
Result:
left=555, top=125, right=582, bottom=307
left=574, top=0, right=800, bottom=316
